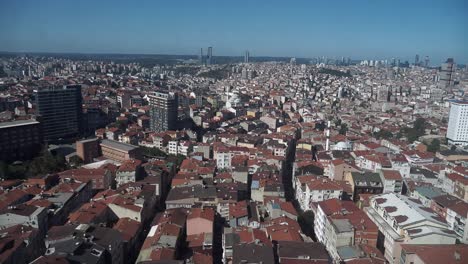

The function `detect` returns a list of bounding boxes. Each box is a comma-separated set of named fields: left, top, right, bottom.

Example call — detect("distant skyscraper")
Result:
left=36, top=85, right=82, bottom=143
left=199, top=48, right=204, bottom=65
left=244, top=50, right=250, bottom=63
left=424, top=56, right=430, bottom=67
left=439, top=58, right=455, bottom=88
left=447, top=101, right=468, bottom=146
left=149, top=91, right=178, bottom=132
left=415, top=54, right=419, bottom=66
left=207, top=47, right=213, bottom=65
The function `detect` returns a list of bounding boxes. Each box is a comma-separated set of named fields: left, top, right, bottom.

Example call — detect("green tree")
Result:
left=414, top=117, right=427, bottom=136
left=374, top=129, right=393, bottom=139
left=339, top=123, right=348, bottom=135
left=298, top=211, right=316, bottom=239
left=0, top=161, right=7, bottom=179
left=427, top=139, right=441, bottom=153
left=141, top=146, right=168, bottom=157
left=69, top=156, right=84, bottom=166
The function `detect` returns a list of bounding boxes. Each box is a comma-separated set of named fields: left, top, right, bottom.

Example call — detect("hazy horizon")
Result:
left=0, top=0, right=467, bottom=64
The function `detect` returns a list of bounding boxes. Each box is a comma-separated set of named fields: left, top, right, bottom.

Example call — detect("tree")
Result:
left=298, top=211, right=316, bottom=239
left=339, top=123, right=348, bottom=135
left=427, top=139, right=441, bottom=153
left=413, top=117, right=427, bottom=136
left=335, top=119, right=342, bottom=127
left=374, top=129, right=393, bottom=139
left=141, top=146, right=168, bottom=158
left=0, top=161, right=7, bottom=179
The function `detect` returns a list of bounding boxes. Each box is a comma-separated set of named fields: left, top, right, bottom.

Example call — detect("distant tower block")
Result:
left=244, top=50, right=250, bottom=63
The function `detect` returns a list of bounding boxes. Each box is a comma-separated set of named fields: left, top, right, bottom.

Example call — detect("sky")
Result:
left=0, top=0, right=467, bottom=64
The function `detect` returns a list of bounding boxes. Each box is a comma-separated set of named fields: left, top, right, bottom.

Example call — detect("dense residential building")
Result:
left=313, top=198, right=378, bottom=262
left=366, top=193, right=457, bottom=263
left=399, top=244, right=468, bottom=264
left=0, top=119, right=43, bottom=162
left=345, top=171, right=384, bottom=201
left=379, top=169, right=403, bottom=194
left=35, top=85, right=82, bottom=143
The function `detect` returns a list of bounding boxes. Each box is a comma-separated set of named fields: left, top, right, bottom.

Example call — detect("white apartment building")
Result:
left=365, top=193, right=457, bottom=264
left=447, top=101, right=468, bottom=146
left=168, top=140, right=178, bottom=155
left=294, top=176, right=343, bottom=211
left=216, top=151, right=232, bottom=169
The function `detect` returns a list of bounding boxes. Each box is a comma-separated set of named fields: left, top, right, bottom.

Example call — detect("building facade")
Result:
left=100, top=139, right=141, bottom=163
left=447, top=101, right=468, bottom=146
left=0, top=119, right=43, bottom=162
left=149, top=91, right=178, bottom=132
left=76, top=137, right=100, bottom=163
left=36, top=85, right=82, bottom=143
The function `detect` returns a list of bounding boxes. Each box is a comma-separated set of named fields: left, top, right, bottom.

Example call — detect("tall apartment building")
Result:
left=207, top=47, right=213, bottom=65
left=439, top=58, right=455, bottom=88
left=36, top=85, right=82, bottom=143
left=0, top=119, right=43, bottom=162
left=447, top=101, right=468, bottom=146
left=149, top=91, right=178, bottom=132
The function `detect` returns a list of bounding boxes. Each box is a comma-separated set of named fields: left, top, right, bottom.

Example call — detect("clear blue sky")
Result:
left=0, top=0, right=467, bottom=64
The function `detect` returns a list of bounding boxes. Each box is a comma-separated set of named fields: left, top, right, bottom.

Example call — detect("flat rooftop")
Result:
left=100, top=139, right=138, bottom=152
left=0, top=119, right=40, bottom=129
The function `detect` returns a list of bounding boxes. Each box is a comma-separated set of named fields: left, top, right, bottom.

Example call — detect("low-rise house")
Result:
left=345, top=171, right=383, bottom=202
left=402, top=150, right=434, bottom=165
left=40, top=180, right=93, bottom=226
left=228, top=201, right=249, bottom=228
left=68, top=201, right=111, bottom=225
left=0, top=225, right=45, bottom=264
left=446, top=202, right=468, bottom=244
left=313, top=198, right=378, bottom=262
left=137, top=208, right=188, bottom=263
left=295, top=175, right=344, bottom=211
left=411, top=186, right=444, bottom=207
left=45, top=224, right=125, bottom=264
left=398, top=244, right=468, bottom=264
left=276, top=241, right=330, bottom=263
left=113, top=217, right=143, bottom=263
left=232, top=243, right=275, bottom=264
left=379, top=169, right=403, bottom=194
left=115, top=159, right=143, bottom=187
left=59, top=168, right=114, bottom=191
left=329, top=159, right=360, bottom=181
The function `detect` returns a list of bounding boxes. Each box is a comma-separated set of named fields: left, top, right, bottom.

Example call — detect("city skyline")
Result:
left=0, top=0, right=466, bottom=64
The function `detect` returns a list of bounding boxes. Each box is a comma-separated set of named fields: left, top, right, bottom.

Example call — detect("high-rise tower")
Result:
left=149, top=91, right=179, bottom=132
left=207, top=47, right=213, bottom=65
left=199, top=48, right=204, bottom=65
left=439, top=58, right=455, bottom=88
left=244, top=50, right=250, bottom=63
left=36, top=84, right=82, bottom=143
